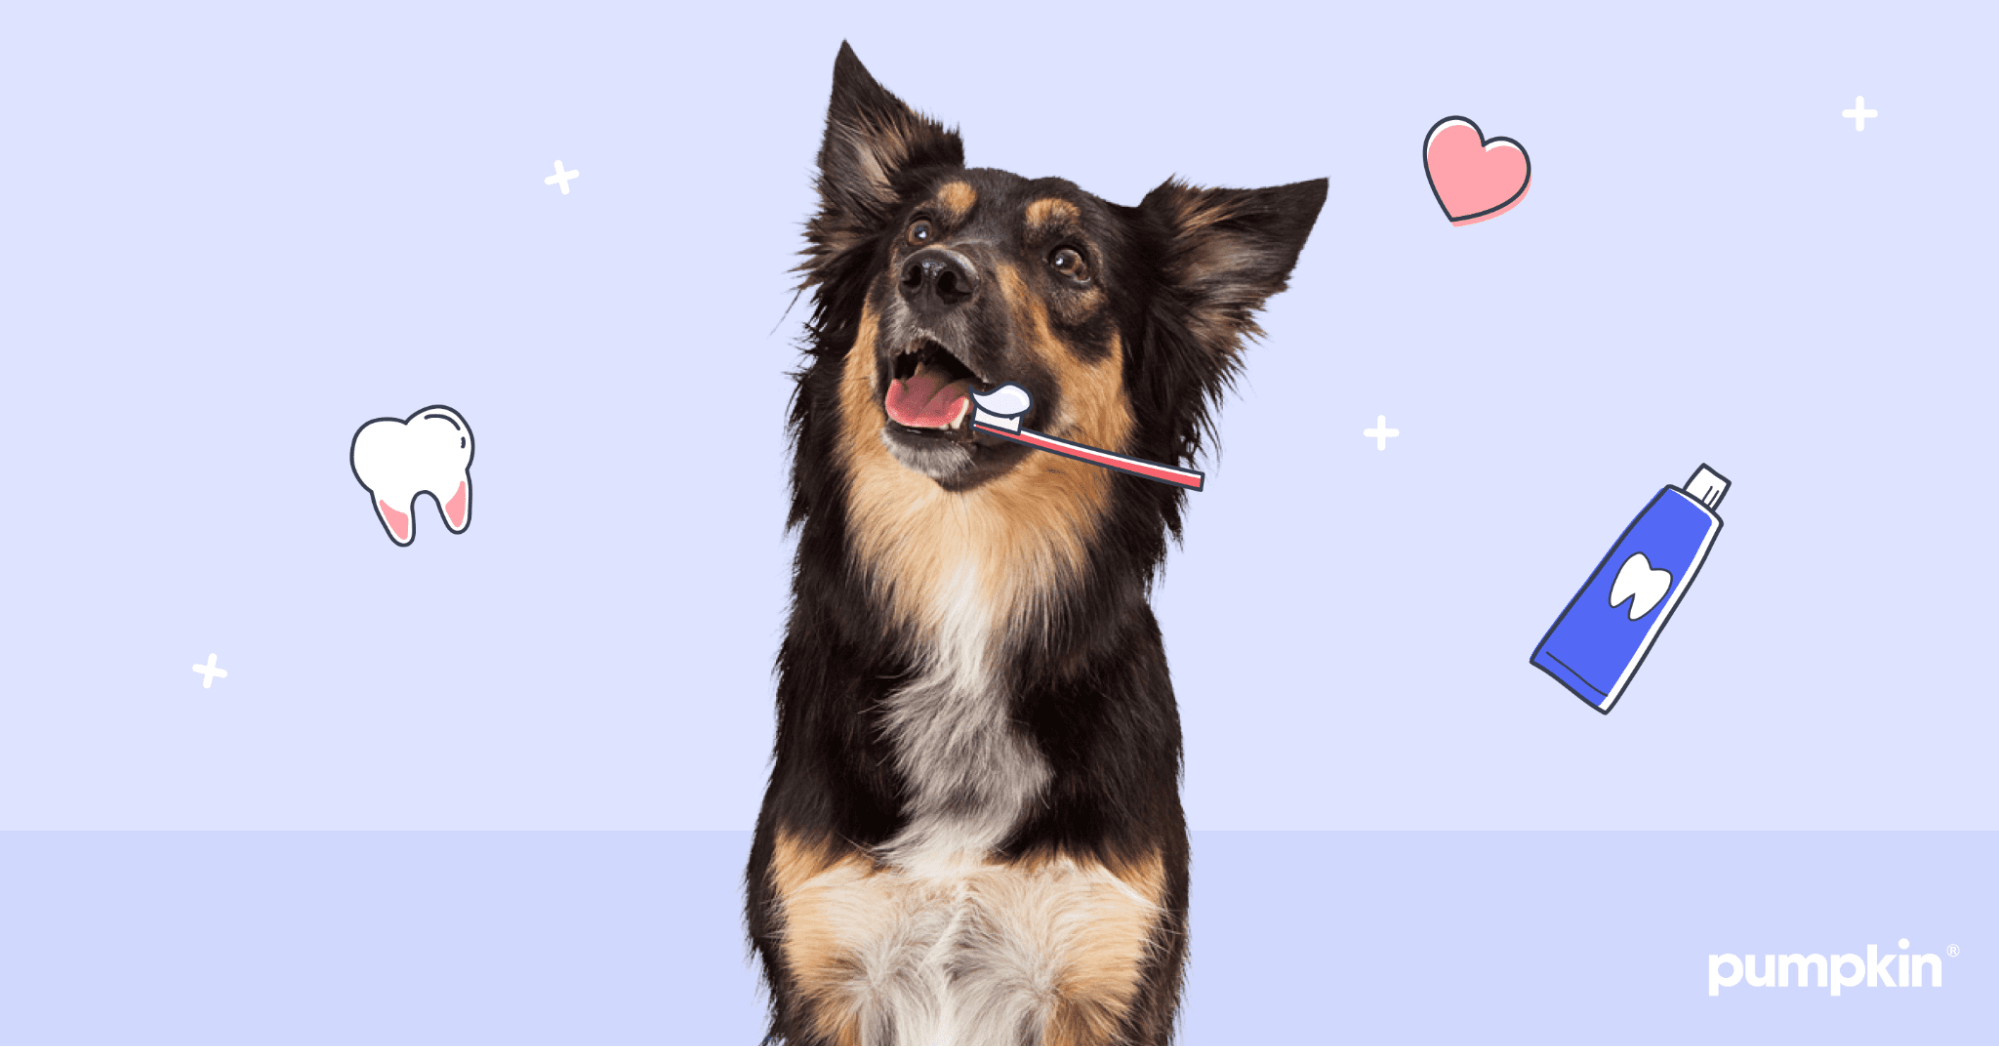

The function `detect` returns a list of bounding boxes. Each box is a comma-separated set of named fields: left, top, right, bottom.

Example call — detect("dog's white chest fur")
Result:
left=878, top=558, right=1051, bottom=874
left=786, top=848, right=1160, bottom=1044
left=779, top=847, right=1159, bottom=1039
left=827, top=559, right=1070, bottom=1041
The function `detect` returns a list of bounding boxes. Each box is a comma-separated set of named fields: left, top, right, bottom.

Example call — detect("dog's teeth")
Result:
left=350, top=407, right=475, bottom=545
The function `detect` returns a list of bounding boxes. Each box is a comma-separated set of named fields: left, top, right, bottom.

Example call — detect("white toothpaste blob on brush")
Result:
left=970, top=383, right=1033, bottom=431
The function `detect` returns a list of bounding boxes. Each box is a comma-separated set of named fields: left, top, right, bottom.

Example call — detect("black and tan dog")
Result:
left=747, top=43, right=1326, bottom=1045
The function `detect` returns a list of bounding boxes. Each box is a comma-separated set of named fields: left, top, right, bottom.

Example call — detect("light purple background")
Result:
left=4, top=2, right=1994, bottom=832
left=1, top=2, right=1994, bottom=1043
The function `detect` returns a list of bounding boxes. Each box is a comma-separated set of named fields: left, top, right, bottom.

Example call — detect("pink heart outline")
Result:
left=1422, top=115, right=1532, bottom=225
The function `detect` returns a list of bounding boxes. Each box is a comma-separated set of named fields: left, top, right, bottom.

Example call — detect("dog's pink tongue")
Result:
left=886, top=371, right=970, bottom=427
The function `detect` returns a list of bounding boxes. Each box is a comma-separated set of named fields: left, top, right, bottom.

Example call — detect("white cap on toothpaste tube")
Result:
left=1684, top=465, right=1729, bottom=512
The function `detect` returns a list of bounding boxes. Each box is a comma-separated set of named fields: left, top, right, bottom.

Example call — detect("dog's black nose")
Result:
left=899, top=248, right=979, bottom=312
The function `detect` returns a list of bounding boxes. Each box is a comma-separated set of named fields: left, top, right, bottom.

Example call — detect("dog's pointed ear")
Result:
left=802, top=43, right=964, bottom=282
left=1139, top=177, right=1329, bottom=358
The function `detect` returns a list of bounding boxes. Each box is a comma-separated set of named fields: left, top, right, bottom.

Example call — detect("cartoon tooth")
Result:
left=349, top=406, right=475, bottom=546
left=1609, top=551, right=1673, bottom=621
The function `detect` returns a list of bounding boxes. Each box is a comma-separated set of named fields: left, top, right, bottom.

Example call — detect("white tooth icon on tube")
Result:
left=349, top=406, right=475, bottom=546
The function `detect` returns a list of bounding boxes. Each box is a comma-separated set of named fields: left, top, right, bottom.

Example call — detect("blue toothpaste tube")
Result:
left=1530, top=465, right=1730, bottom=714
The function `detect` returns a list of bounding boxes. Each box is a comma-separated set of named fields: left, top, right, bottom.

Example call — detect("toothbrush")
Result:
left=970, top=384, right=1205, bottom=492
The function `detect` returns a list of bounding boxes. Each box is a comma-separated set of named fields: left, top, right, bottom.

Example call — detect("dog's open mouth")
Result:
left=885, top=339, right=981, bottom=436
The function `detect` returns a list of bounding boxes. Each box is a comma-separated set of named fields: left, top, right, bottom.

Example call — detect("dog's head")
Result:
left=794, top=42, right=1325, bottom=527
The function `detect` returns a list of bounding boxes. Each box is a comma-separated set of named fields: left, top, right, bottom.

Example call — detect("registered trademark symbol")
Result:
left=1947, top=944, right=1960, bottom=957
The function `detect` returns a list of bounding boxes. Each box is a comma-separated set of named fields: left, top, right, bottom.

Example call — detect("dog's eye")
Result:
left=1049, top=247, right=1088, bottom=279
left=907, top=219, right=935, bottom=247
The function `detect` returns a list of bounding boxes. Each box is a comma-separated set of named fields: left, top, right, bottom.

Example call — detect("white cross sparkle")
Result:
left=545, top=160, right=580, bottom=194
left=192, top=653, right=228, bottom=689
left=1842, top=97, right=1878, bottom=131
left=1363, top=415, right=1400, bottom=451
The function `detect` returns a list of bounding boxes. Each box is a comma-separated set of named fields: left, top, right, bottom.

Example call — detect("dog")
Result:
left=747, top=42, right=1326, bottom=1045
